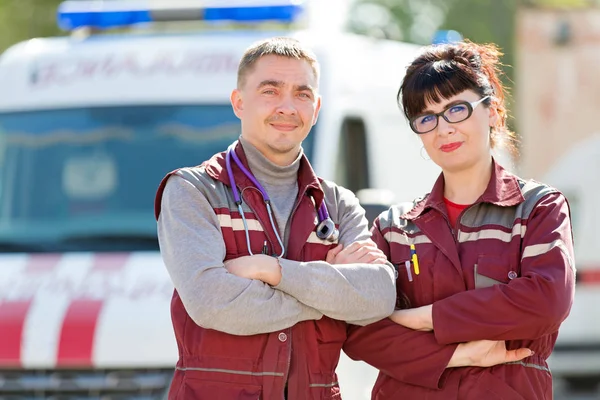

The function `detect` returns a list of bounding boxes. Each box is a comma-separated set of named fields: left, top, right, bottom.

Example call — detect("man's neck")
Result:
left=238, top=136, right=301, bottom=185
left=240, top=137, right=300, bottom=166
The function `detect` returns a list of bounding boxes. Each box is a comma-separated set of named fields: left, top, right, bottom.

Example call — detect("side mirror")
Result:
left=356, top=188, right=395, bottom=228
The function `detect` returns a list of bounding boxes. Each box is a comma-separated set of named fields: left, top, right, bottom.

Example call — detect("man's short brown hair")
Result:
left=237, top=37, right=320, bottom=89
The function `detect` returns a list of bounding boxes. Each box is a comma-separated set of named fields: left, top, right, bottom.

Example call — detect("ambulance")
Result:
left=515, top=8, right=600, bottom=393
left=0, top=0, right=443, bottom=398
left=543, top=134, right=600, bottom=392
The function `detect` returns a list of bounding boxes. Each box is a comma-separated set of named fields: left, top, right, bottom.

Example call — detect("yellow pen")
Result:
left=410, top=244, right=420, bottom=275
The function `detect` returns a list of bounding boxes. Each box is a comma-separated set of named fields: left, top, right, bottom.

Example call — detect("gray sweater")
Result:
left=157, top=137, right=396, bottom=335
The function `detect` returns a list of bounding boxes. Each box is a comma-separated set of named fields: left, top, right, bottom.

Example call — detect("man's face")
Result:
left=230, top=55, right=321, bottom=165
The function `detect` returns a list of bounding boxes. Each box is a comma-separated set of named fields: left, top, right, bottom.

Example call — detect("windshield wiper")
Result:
left=58, top=233, right=159, bottom=251
left=0, top=241, right=49, bottom=253
left=61, top=233, right=158, bottom=243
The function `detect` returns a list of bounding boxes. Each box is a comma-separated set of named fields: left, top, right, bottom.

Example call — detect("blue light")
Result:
left=57, top=1, right=305, bottom=31
left=432, top=30, right=463, bottom=45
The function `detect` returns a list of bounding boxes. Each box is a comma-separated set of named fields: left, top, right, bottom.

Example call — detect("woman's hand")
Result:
left=448, top=339, right=534, bottom=368
left=389, top=305, right=433, bottom=331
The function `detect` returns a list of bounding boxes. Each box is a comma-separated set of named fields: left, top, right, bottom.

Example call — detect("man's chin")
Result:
left=268, top=142, right=300, bottom=155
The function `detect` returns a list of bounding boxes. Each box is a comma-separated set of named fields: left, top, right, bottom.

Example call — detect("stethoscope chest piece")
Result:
left=316, top=218, right=339, bottom=242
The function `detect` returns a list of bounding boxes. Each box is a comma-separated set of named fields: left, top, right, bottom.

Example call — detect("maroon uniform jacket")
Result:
left=155, top=143, right=384, bottom=399
left=344, top=160, right=575, bottom=400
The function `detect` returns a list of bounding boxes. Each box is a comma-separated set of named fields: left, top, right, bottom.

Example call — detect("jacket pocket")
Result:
left=182, top=379, right=262, bottom=400
left=391, top=257, right=433, bottom=307
left=474, top=371, right=527, bottom=400
left=474, top=254, right=518, bottom=289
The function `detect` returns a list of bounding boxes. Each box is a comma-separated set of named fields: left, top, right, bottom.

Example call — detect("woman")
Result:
left=343, top=41, right=575, bottom=399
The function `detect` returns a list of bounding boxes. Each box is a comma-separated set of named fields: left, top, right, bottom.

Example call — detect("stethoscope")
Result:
left=225, top=143, right=339, bottom=258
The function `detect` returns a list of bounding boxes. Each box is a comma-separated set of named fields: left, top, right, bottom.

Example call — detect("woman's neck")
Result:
left=443, top=157, right=493, bottom=205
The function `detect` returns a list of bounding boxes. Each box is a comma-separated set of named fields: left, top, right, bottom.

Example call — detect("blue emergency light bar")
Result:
left=432, top=30, right=463, bottom=45
left=57, top=0, right=305, bottom=31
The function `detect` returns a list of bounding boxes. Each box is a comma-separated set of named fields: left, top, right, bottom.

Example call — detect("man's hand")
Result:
left=326, top=241, right=387, bottom=265
left=224, top=255, right=282, bottom=286
left=389, top=305, right=433, bottom=331
left=448, top=339, right=534, bottom=368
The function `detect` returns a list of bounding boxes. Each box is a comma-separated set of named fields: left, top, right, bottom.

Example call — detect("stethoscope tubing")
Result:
left=225, top=142, right=337, bottom=257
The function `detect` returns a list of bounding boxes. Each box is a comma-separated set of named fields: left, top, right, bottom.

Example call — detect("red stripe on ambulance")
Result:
left=0, top=300, right=33, bottom=366
left=91, top=253, right=129, bottom=272
left=56, top=299, right=104, bottom=366
left=25, top=254, right=62, bottom=273
left=578, top=268, right=600, bottom=285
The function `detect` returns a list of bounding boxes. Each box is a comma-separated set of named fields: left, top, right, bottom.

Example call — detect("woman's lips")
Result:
left=440, top=142, right=463, bottom=152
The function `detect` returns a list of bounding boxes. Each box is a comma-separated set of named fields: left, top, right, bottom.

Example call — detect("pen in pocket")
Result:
left=410, top=244, right=420, bottom=275
left=405, top=260, right=413, bottom=282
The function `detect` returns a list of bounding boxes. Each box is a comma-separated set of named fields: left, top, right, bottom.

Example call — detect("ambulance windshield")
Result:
left=0, top=104, right=314, bottom=252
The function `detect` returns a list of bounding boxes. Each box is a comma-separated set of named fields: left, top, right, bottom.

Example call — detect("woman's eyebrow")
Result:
left=421, top=99, right=469, bottom=114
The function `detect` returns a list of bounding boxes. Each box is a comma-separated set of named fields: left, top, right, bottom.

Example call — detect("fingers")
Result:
left=326, top=244, right=343, bottom=263
left=506, top=348, right=534, bottom=363
left=332, top=240, right=386, bottom=264
left=341, top=240, right=378, bottom=256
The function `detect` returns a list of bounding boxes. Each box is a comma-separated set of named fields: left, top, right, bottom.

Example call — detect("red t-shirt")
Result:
left=443, top=197, right=470, bottom=228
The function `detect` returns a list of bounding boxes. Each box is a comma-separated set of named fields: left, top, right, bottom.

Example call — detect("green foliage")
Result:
left=0, top=0, right=64, bottom=53
left=350, top=0, right=518, bottom=129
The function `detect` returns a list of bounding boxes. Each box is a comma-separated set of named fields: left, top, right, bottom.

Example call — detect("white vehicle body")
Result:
left=0, top=4, right=442, bottom=398
left=544, top=134, right=600, bottom=383
left=516, top=8, right=600, bottom=391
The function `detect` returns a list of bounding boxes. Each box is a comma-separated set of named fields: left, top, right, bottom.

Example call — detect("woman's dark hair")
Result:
left=398, top=41, right=518, bottom=155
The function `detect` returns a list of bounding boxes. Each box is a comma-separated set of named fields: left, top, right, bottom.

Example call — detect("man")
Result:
left=155, top=37, right=530, bottom=399
left=155, top=37, right=396, bottom=399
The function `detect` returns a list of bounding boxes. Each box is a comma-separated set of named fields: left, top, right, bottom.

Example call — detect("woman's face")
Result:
left=416, top=89, right=498, bottom=173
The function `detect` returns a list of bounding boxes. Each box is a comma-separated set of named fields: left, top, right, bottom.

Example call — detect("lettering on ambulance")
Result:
left=30, top=51, right=239, bottom=87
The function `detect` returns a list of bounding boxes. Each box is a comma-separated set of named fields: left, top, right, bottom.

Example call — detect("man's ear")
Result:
left=312, top=95, right=322, bottom=126
left=230, top=89, right=243, bottom=119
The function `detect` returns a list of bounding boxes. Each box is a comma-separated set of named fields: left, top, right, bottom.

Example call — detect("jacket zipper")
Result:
left=446, top=203, right=476, bottom=243
left=281, top=187, right=310, bottom=255
left=282, top=327, right=292, bottom=400
left=280, top=191, right=308, bottom=399
left=240, top=188, right=295, bottom=399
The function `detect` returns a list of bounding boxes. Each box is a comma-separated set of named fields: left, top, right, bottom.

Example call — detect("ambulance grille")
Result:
left=0, top=368, right=172, bottom=400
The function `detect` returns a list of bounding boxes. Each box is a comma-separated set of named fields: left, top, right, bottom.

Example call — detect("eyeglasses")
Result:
left=409, top=96, right=491, bottom=134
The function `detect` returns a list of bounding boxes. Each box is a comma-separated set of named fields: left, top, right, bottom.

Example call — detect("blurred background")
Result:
left=0, top=0, right=599, bottom=399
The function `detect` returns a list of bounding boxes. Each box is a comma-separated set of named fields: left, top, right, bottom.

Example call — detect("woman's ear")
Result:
left=488, top=100, right=500, bottom=128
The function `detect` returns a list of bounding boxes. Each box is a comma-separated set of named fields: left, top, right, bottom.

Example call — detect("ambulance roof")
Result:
left=0, top=30, right=307, bottom=112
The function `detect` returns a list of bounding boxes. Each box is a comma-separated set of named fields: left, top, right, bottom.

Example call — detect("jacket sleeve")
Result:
left=342, top=217, right=457, bottom=390
left=432, top=192, right=576, bottom=344
left=274, top=186, right=397, bottom=325
left=158, top=175, right=323, bottom=336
